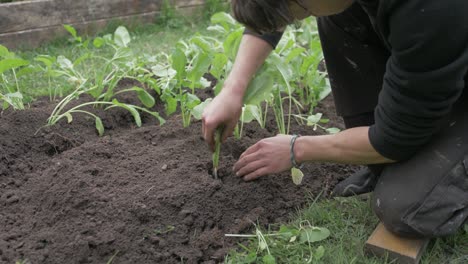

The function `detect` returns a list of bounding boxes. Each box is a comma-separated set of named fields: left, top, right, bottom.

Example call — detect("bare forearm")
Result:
left=224, top=34, right=273, bottom=94
left=294, top=126, right=395, bottom=165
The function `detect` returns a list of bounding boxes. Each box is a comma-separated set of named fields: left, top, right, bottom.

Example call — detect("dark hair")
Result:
left=231, top=0, right=297, bottom=33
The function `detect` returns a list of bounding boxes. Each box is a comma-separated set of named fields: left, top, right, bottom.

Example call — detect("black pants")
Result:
left=317, top=3, right=468, bottom=238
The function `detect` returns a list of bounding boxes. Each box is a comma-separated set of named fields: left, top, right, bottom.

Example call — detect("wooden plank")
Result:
left=0, top=5, right=201, bottom=50
left=365, top=223, right=430, bottom=264
left=0, top=0, right=204, bottom=34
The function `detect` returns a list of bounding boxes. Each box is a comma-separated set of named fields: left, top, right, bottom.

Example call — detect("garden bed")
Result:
left=0, top=87, right=356, bottom=263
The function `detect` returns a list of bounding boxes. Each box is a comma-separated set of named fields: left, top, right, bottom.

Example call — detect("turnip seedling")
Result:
left=212, top=127, right=223, bottom=179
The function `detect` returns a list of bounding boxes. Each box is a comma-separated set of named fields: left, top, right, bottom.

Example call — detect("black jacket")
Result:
left=245, top=0, right=468, bottom=160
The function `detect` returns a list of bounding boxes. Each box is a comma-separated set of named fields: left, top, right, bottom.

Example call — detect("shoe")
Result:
left=332, top=167, right=378, bottom=197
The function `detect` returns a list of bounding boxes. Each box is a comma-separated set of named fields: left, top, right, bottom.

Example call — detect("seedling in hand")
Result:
left=212, top=127, right=223, bottom=179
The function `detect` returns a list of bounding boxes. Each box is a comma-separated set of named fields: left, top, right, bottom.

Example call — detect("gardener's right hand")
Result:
left=202, top=88, right=243, bottom=152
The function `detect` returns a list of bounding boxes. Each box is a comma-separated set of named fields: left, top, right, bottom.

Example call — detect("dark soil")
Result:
left=0, top=90, right=356, bottom=264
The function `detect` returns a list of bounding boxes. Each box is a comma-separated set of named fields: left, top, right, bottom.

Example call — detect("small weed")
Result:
left=154, top=225, right=175, bottom=235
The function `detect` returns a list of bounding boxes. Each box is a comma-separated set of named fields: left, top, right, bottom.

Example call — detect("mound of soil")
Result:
left=0, top=91, right=356, bottom=263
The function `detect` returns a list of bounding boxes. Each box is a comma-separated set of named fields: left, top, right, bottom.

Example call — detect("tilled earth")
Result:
left=0, top=91, right=356, bottom=263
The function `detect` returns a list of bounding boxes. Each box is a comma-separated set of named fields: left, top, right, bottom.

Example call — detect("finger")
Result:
left=233, top=152, right=259, bottom=173
left=203, top=120, right=215, bottom=152
left=239, top=141, right=262, bottom=160
left=222, top=121, right=237, bottom=143
left=242, top=167, right=269, bottom=181
left=236, top=160, right=265, bottom=178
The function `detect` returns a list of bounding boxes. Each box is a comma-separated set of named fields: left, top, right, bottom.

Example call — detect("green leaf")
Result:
left=35, top=55, right=54, bottom=68
left=145, top=78, right=161, bottom=94
left=314, top=245, right=325, bottom=260
left=152, top=64, right=176, bottom=79
left=187, top=52, right=211, bottom=87
left=112, top=47, right=132, bottom=60
left=82, top=39, right=90, bottom=48
left=241, top=105, right=262, bottom=125
left=2, top=101, right=9, bottom=110
left=63, top=24, right=78, bottom=39
left=278, top=225, right=300, bottom=240
left=185, top=93, right=201, bottom=109
left=211, top=12, right=237, bottom=30
left=318, top=78, right=332, bottom=101
left=16, top=65, right=40, bottom=78
left=299, top=227, right=330, bottom=243
left=114, top=26, right=131, bottom=47
left=207, top=25, right=226, bottom=35
left=243, top=68, right=274, bottom=105
left=95, top=116, right=104, bottom=136
left=210, top=53, right=228, bottom=79
left=291, top=167, right=304, bottom=185
left=192, top=98, right=212, bottom=120
left=200, top=77, right=212, bottom=89
left=300, top=55, right=318, bottom=76
left=0, top=45, right=9, bottom=58
left=307, top=113, right=323, bottom=125
left=262, top=254, right=276, bottom=264
left=111, top=99, right=142, bottom=127
left=1, top=92, right=24, bottom=110
left=270, top=53, right=293, bottom=91
left=285, top=47, right=306, bottom=64
left=0, top=58, right=29, bottom=74
left=93, top=37, right=105, bottom=48
left=64, top=113, right=73, bottom=123
left=171, top=48, right=187, bottom=82
left=326, top=127, right=341, bottom=134
left=73, top=53, right=91, bottom=66
left=190, top=36, right=213, bottom=54
left=163, top=95, right=177, bottom=115
left=223, top=28, right=243, bottom=60
left=57, top=55, right=73, bottom=70
left=127, top=87, right=155, bottom=108
left=244, top=251, right=257, bottom=263
left=258, top=239, right=267, bottom=251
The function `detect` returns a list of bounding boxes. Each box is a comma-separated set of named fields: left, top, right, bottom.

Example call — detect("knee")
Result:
left=371, top=193, right=428, bottom=238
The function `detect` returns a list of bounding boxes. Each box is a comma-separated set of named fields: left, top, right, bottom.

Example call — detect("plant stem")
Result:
left=212, top=127, right=222, bottom=179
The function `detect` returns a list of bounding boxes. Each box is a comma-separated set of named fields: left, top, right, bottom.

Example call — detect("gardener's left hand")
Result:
left=233, top=135, right=293, bottom=181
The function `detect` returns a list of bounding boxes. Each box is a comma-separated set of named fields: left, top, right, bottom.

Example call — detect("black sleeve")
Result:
left=369, top=0, right=468, bottom=161
left=243, top=28, right=284, bottom=49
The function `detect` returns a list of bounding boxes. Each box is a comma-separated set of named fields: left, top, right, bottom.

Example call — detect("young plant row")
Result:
left=157, top=12, right=338, bottom=137
left=0, top=12, right=337, bottom=138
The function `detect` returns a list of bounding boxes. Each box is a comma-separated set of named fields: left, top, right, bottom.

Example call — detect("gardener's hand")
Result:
left=233, top=135, right=293, bottom=181
left=202, top=88, right=243, bottom=151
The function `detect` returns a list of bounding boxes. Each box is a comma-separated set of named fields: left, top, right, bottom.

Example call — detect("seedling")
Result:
left=212, top=127, right=223, bottom=179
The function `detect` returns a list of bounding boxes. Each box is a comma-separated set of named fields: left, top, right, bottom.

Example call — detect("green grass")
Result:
left=226, top=195, right=468, bottom=264
left=9, top=4, right=222, bottom=101
left=14, top=24, right=210, bottom=100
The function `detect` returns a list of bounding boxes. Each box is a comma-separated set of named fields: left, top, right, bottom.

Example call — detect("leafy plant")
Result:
left=45, top=25, right=164, bottom=135
left=295, top=112, right=341, bottom=134
left=226, top=222, right=330, bottom=263
left=0, top=44, right=32, bottom=110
